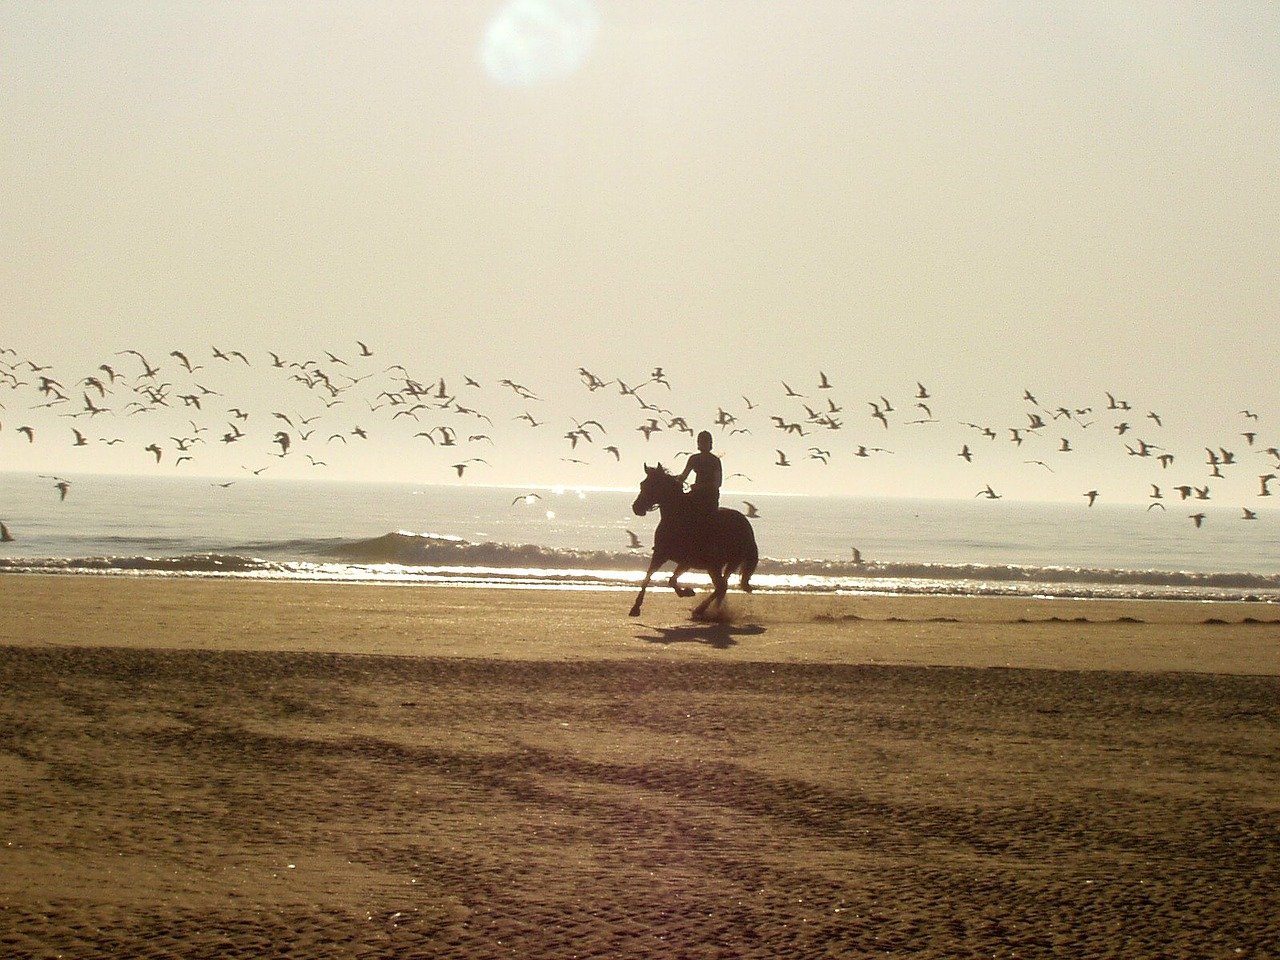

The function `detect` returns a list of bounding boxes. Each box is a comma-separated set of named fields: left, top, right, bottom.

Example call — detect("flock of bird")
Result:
left=2, top=343, right=1277, bottom=536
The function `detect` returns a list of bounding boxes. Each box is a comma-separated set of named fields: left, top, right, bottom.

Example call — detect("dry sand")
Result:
left=1, top=574, right=1277, bottom=958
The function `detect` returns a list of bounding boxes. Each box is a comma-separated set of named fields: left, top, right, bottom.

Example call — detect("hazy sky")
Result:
left=2, top=1, right=1277, bottom=500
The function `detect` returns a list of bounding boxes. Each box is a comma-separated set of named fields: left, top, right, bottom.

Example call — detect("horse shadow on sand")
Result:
left=633, top=620, right=766, bottom=650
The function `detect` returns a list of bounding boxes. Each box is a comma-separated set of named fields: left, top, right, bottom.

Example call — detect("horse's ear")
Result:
left=655, top=461, right=664, bottom=474
left=643, top=462, right=652, bottom=475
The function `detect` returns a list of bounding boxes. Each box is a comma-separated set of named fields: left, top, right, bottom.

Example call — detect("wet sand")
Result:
left=1, top=575, right=1278, bottom=958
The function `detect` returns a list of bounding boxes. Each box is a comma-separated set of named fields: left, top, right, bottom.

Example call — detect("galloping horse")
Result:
left=629, top=464, right=758, bottom=618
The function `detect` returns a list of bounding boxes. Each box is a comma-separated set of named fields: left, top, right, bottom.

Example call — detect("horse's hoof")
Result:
left=676, top=588, right=695, bottom=598
left=628, top=607, right=641, bottom=617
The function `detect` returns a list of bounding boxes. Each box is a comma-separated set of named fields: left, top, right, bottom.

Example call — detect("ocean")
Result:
left=1, top=472, right=1278, bottom=602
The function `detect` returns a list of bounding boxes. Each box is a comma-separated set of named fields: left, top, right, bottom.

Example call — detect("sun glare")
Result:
left=480, top=0, right=599, bottom=86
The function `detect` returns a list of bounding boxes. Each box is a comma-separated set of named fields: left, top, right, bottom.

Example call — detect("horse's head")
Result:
left=632, top=463, right=678, bottom=516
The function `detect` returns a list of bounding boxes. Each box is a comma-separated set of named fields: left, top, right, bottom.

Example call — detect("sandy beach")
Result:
left=2, top=575, right=1277, bottom=958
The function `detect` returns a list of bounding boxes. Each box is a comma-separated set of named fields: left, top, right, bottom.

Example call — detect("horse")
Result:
left=629, top=463, right=758, bottom=619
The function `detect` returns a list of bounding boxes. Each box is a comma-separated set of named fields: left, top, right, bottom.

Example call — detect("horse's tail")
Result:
left=739, top=526, right=758, bottom=593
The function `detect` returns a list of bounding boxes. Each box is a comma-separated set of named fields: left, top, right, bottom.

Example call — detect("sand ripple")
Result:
left=2, top=648, right=1277, bottom=958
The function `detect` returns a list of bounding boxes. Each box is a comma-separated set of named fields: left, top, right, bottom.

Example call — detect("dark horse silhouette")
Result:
left=629, top=464, right=758, bottom=618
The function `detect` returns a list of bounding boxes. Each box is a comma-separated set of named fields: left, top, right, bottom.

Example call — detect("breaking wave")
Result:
left=3, top=530, right=1280, bottom=601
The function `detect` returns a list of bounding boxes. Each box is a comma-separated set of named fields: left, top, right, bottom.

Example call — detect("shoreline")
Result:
left=1, top=573, right=1277, bottom=674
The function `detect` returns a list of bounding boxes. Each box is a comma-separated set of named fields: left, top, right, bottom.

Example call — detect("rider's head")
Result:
left=696, top=430, right=713, bottom=452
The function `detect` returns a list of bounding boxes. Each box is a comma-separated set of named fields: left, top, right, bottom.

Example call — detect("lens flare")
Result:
left=480, top=0, right=599, bottom=86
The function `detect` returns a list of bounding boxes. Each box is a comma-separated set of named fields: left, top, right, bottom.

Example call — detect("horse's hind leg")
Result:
left=668, top=564, right=695, bottom=598
left=692, top=567, right=729, bottom=620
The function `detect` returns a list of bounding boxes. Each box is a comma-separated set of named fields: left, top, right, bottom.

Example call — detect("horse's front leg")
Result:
left=630, top=554, right=665, bottom=617
left=668, top=564, right=695, bottom=598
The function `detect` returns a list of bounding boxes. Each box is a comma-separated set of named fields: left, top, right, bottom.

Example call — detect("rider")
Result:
left=677, top=430, right=722, bottom=526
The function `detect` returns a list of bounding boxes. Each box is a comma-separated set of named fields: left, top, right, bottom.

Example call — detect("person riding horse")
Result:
left=629, top=452, right=756, bottom=618
left=676, top=430, right=721, bottom=533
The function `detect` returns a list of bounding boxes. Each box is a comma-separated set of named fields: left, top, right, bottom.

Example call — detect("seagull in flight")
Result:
left=741, top=501, right=760, bottom=518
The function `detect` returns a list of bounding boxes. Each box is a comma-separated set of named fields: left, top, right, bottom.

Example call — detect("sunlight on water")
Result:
left=1, top=474, right=1279, bottom=601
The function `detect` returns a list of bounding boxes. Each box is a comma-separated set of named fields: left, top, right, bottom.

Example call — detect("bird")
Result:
left=170, top=350, right=202, bottom=373
left=512, top=493, right=543, bottom=506
left=1241, top=507, right=1258, bottom=520
left=976, top=485, right=1002, bottom=499
left=742, top=501, right=760, bottom=518
left=1189, top=513, right=1206, bottom=528
left=144, top=443, right=162, bottom=462
left=116, top=349, right=159, bottom=378
left=451, top=459, right=487, bottom=477
left=958, top=445, right=973, bottom=462
left=1084, top=490, right=1099, bottom=507
left=0, top=521, right=13, bottom=542
left=625, top=529, right=643, bottom=549
left=774, top=450, right=791, bottom=466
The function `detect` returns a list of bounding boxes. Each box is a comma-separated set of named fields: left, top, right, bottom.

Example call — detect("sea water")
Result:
left=1, top=472, right=1277, bottom=602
